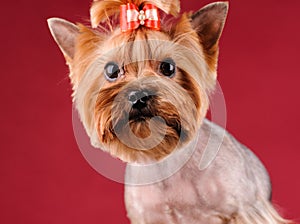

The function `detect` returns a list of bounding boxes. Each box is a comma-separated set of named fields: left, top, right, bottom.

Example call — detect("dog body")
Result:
left=48, top=0, right=291, bottom=223
left=125, top=119, right=272, bottom=223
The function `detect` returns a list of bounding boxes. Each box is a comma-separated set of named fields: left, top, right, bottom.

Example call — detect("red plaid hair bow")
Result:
left=120, top=3, right=161, bottom=32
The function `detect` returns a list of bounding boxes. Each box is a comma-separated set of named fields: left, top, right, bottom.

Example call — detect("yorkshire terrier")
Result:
left=48, top=0, right=291, bottom=223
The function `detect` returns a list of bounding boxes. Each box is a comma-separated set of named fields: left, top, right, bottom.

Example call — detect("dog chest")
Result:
left=124, top=170, right=230, bottom=223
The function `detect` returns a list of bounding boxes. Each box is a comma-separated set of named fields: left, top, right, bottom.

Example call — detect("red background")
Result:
left=1, top=0, right=299, bottom=223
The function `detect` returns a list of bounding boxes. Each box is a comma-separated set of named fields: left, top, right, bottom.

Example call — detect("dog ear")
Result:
left=191, top=2, right=228, bottom=55
left=47, top=18, right=79, bottom=61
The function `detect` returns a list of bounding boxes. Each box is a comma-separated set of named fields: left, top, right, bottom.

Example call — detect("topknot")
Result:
left=90, top=0, right=180, bottom=28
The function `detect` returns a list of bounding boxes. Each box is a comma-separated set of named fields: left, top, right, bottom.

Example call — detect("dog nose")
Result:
left=128, top=90, right=150, bottom=109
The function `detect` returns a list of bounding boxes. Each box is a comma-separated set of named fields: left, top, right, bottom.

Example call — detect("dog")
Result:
left=48, top=0, right=292, bottom=223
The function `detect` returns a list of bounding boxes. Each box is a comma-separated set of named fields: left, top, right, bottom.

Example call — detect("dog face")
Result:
left=48, top=1, right=228, bottom=163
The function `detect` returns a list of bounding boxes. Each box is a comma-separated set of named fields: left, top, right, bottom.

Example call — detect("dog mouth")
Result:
left=127, top=102, right=183, bottom=137
left=129, top=107, right=153, bottom=122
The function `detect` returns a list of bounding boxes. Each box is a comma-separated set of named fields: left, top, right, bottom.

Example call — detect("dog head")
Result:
left=48, top=0, right=228, bottom=163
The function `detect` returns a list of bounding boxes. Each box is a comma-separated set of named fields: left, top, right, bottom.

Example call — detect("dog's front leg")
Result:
left=125, top=184, right=173, bottom=224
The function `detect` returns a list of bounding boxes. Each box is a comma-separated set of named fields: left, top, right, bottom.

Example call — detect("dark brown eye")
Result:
left=160, top=58, right=176, bottom=77
left=104, top=62, right=121, bottom=81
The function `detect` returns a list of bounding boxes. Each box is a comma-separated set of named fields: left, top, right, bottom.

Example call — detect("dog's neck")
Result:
left=124, top=119, right=226, bottom=186
left=124, top=119, right=217, bottom=185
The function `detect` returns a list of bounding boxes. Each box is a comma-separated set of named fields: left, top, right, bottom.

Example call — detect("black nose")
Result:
left=128, top=90, right=151, bottom=109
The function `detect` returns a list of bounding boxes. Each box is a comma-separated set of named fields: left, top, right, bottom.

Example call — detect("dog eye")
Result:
left=104, top=62, right=121, bottom=81
left=159, top=58, right=176, bottom=77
